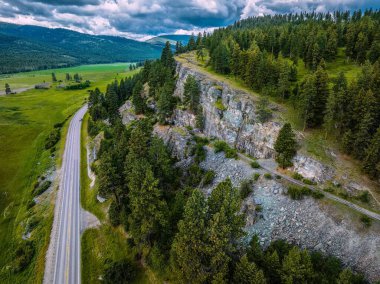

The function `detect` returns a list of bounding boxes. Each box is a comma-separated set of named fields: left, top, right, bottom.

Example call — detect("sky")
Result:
left=0, top=0, right=379, bottom=40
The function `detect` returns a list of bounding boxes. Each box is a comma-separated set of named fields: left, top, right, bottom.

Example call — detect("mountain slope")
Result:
left=0, top=22, right=162, bottom=73
left=146, top=34, right=191, bottom=47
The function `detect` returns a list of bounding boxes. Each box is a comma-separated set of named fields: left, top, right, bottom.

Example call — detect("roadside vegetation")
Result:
left=0, top=63, right=137, bottom=283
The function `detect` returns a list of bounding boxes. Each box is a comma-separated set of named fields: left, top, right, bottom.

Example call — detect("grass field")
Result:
left=0, top=63, right=138, bottom=283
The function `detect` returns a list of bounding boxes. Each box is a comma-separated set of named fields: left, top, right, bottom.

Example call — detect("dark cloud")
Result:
left=0, top=0, right=379, bottom=39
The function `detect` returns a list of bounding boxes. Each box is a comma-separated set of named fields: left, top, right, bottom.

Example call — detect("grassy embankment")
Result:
left=176, top=50, right=380, bottom=214
left=0, top=63, right=135, bottom=283
left=80, top=106, right=154, bottom=283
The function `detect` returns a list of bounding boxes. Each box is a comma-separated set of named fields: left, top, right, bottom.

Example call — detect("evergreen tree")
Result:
left=170, top=190, right=209, bottom=283
left=363, top=127, right=380, bottom=178
left=5, top=83, right=11, bottom=95
left=132, top=81, right=145, bottom=114
left=157, top=81, right=175, bottom=124
left=281, top=247, right=313, bottom=284
left=274, top=123, right=297, bottom=168
left=233, top=255, right=266, bottom=284
left=51, top=72, right=57, bottom=82
left=257, top=97, right=272, bottom=123
left=187, top=34, right=196, bottom=51
left=183, top=75, right=200, bottom=112
left=161, top=41, right=175, bottom=69
left=128, top=161, right=167, bottom=252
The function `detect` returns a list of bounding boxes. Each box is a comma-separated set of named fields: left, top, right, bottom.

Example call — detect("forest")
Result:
left=175, top=10, right=380, bottom=180
left=86, top=43, right=367, bottom=283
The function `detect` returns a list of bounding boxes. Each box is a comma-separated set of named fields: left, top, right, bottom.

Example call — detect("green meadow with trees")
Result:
left=0, top=63, right=139, bottom=283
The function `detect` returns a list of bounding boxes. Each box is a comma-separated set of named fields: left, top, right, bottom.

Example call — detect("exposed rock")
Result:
left=292, top=154, right=335, bottom=183
left=153, top=125, right=195, bottom=163
left=174, top=63, right=281, bottom=159
left=173, top=108, right=196, bottom=129
left=119, top=100, right=138, bottom=125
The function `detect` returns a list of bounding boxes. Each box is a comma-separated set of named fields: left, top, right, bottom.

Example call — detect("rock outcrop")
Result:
left=174, top=63, right=281, bottom=159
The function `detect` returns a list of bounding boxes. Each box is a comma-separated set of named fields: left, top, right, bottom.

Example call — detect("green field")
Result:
left=0, top=63, right=138, bottom=283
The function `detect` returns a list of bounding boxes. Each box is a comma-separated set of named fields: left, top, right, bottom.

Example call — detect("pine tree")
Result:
left=132, top=81, right=145, bottom=114
left=157, top=81, right=175, bottom=124
left=183, top=75, right=200, bottom=112
left=314, top=63, right=329, bottom=126
left=231, top=43, right=241, bottom=77
left=233, top=255, right=266, bottom=284
left=170, top=190, right=209, bottom=283
left=51, top=72, right=57, bottom=82
left=274, top=123, right=297, bottom=168
left=187, top=34, right=196, bottom=51
left=128, top=161, right=167, bottom=252
left=281, top=247, right=313, bottom=284
left=161, top=41, right=175, bottom=69
left=5, top=83, right=11, bottom=95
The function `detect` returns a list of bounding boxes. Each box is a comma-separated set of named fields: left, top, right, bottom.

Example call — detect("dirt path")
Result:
left=0, top=86, right=34, bottom=96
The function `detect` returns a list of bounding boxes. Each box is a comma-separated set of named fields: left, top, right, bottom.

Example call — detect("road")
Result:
left=52, top=105, right=87, bottom=284
left=237, top=153, right=380, bottom=222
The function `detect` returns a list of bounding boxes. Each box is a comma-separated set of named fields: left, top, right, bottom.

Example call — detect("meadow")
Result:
left=0, top=63, right=138, bottom=283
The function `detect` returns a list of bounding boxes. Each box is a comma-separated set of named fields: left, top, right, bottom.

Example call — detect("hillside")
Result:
left=145, top=34, right=191, bottom=47
left=0, top=22, right=163, bottom=74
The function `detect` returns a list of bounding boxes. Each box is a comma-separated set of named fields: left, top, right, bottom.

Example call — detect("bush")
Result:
left=253, top=173, right=261, bottom=181
left=292, top=172, right=303, bottom=180
left=108, top=201, right=121, bottom=227
left=360, top=215, right=372, bottom=227
left=147, top=245, right=166, bottom=275
left=12, top=241, right=35, bottom=273
left=187, top=164, right=204, bottom=187
left=213, top=140, right=238, bottom=159
left=65, top=80, right=90, bottom=90
left=250, top=160, right=260, bottom=169
left=240, top=179, right=253, bottom=199
left=214, top=98, right=227, bottom=111
left=356, top=191, right=370, bottom=203
left=193, top=143, right=206, bottom=163
left=255, top=205, right=263, bottom=212
left=26, top=199, right=36, bottom=210
left=103, top=259, right=137, bottom=284
left=303, top=178, right=317, bottom=185
left=193, top=135, right=209, bottom=145
left=33, top=180, right=52, bottom=196
left=45, top=128, right=61, bottom=149
left=264, top=173, right=272, bottom=180
left=203, top=170, right=215, bottom=186
left=311, top=190, right=325, bottom=199
left=324, top=187, right=335, bottom=193
left=287, top=185, right=311, bottom=200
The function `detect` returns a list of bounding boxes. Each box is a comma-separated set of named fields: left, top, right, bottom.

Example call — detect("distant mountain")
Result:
left=146, top=34, right=191, bottom=47
left=0, top=22, right=163, bottom=74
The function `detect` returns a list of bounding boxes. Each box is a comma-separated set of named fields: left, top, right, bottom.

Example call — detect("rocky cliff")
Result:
left=173, top=61, right=334, bottom=183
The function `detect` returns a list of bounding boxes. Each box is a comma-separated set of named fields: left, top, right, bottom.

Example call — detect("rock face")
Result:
left=119, top=101, right=138, bottom=125
left=174, top=63, right=281, bottom=159
left=293, top=154, right=335, bottom=183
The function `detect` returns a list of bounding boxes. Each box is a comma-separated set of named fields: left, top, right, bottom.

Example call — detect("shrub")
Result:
left=65, top=80, right=91, bottom=90
left=250, top=160, right=260, bottom=169
left=193, top=143, right=206, bottom=163
left=108, top=201, right=121, bottom=227
left=264, top=173, right=272, bottom=180
left=12, top=241, right=35, bottom=273
left=26, top=200, right=36, bottom=210
left=311, top=190, right=325, bottom=199
left=193, top=135, right=209, bottom=145
left=324, top=187, right=335, bottom=193
left=45, top=128, right=61, bottom=149
left=276, top=175, right=281, bottom=179
left=33, top=180, right=52, bottom=196
left=213, top=140, right=237, bottom=159
left=187, top=164, right=204, bottom=187
left=253, top=173, right=261, bottom=181
left=287, top=185, right=311, bottom=200
left=214, top=98, right=227, bottom=111
left=356, top=191, right=370, bottom=203
left=303, top=178, right=317, bottom=185
left=240, top=179, right=253, bottom=199
left=103, top=259, right=137, bottom=284
left=203, top=170, right=215, bottom=186
left=25, top=216, right=39, bottom=233
left=255, top=205, right=263, bottom=212
left=147, top=245, right=166, bottom=275
left=360, top=215, right=372, bottom=227
left=292, top=172, right=303, bottom=180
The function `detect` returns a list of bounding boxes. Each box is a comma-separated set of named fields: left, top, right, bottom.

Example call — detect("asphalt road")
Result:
left=53, top=105, right=87, bottom=284
left=237, top=153, right=380, bottom=222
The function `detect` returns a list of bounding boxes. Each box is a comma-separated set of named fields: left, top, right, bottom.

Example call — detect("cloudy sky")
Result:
left=0, top=0, right=379, bottom=40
